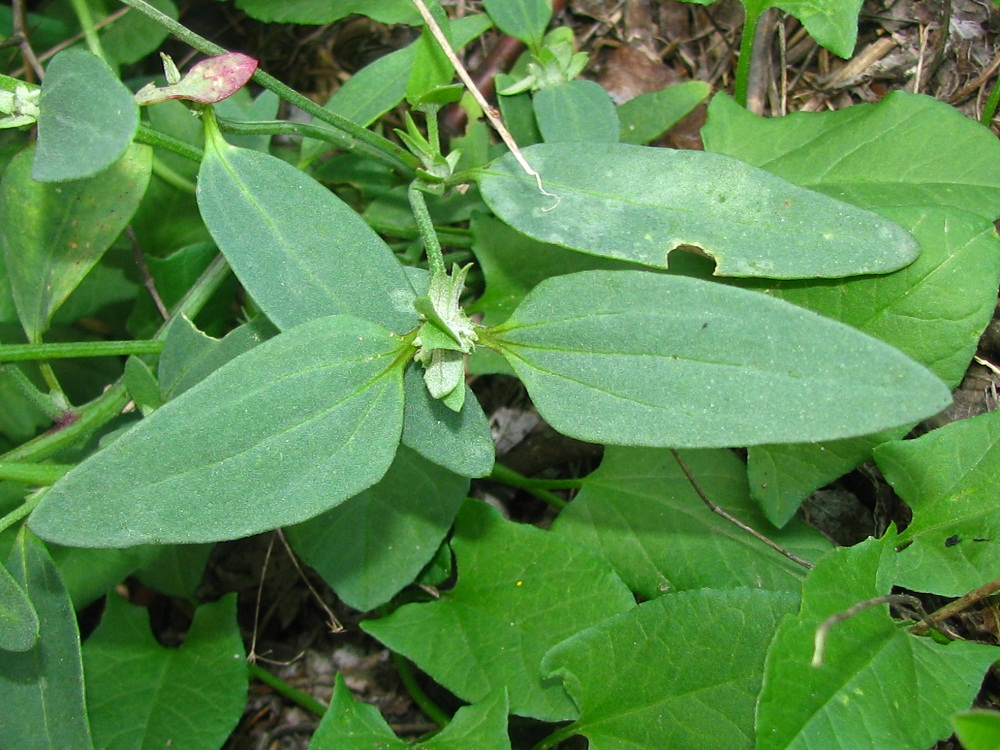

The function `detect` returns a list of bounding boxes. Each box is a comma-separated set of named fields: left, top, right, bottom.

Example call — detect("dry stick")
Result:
left=126, top=227, right=169, bottom=321
left=11, top=0, right=45, bottom=81
left=409, top=0, right=559, bottom=206
left=670, top=449, right=813, bottom=569
left=909, top=576, right=1000, bottom=637
left=247, top=532, right=277, bottom=664
left=812, top=594, right=923, bottom=667
left=276, top=529, right=344, bottom=634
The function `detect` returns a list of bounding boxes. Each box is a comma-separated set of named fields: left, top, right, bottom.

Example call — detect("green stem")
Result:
left=0, top=461, right=72, bottom=485
left=116, top=0, right=419, bottom=176
left=1, top=364, right=65, bottom=421
left=135, top=123, right=204, bottom=162
left=733, top=6, right=762, bottom=108
left=391, top=651, right=450, bottom=728
left=0, top=490, right=44, bottom=536
left=248, top=663, right=328, bottom=717
left=408, top=182, right=447, bottom=276
left=982, top=76, right=1000, bottom=127
left=0, top=340, right=163, bottom=362
left=156, top=252, right=231, bottom=337
left=530, top=724, right=578, bottom=750
left=150, top=156, right=197, bottom=194
left=0, top=382, right=129, bottom=464
left=68, top=0, right=109, bottom=63
left=489, top=464, right=569, bottom=510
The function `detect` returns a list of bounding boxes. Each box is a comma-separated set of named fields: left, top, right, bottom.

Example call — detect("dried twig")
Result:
left=812, top=594, right=923, bottom=667
left=909, top=576, right=1000, bottom=636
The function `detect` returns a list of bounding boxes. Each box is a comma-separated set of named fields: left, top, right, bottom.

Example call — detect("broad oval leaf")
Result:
left=751, top=0, right=863, bottom=58
left=487, top=270, right=951, bottom=448
left=1, top=143, right=153, bottom=341
left=483, top=0, right=552, bottom=49
left=197, top=125, right=417, bottom=333
left=0, top=556, right=38, bottom=651
left=83, top=595, right=246, bottom=750
left=534, top=80, right=620, bottom=144
left=28, top=315, right=406, bottom=547
left=33, top=49, right=139, bottom=182
left=478, top=142, right=919, bottom=279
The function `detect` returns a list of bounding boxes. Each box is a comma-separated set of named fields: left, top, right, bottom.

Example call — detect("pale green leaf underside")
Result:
left=362, top=500, right=635, bottom=721
left=29, top=315, right=406, bottom=547
left=552, top=448, right=829, bottom=597
left=83, top=595, right=246, bottom=750
left=490, top=271, right=950, bottom=448
left=33, top=49, right=139, bottom=182
left=874, top=409, right=1000, bottom=596
left=758, top=536, right=998, bottom=750
left=0, top=560, right=38, bottom=651
left=479, top=142, right=918, bottom=279
left=286, top=445, right=468, bottom=611
left=544, top=588, right=799, bottom=749
left=0, top=531, right=94, bottom=750
left=197, top=133, right=417, bottom=333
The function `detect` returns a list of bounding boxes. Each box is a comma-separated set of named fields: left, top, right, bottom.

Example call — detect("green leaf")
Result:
left=0, top=530, right=95, bottom=750
left=543, top=588, right=799, bottom=749
left=100, top=0, right=178, bottom=67
left=488, top=270, right=950, bottom=448
left=953, top=710, right=1000, bottom=750
left=534, top=80, right=620, bottom=143
left=362, top=499, right=635, bottom=720
left=0, top=556, right=38, bottom=651
left=483, top=0, right=551, bottom=50
left=310, top=675, right=511, bottom=750
left=123, top=356, right=162, bottom=416
left=618, top=80, right=711, bottom=145
left=83, top=594, right=246, bottom=750
left=1, top=144, right=152, bottom=341
left=701, top=92, right=1000, bottom=521
left=50, top=545, right=157, bottom=609
left=133, top=544, right=214, bottom=602
left=874, top=409, right=1000, bottom=596
left=236, top=0, right=421, bottom=25
left=553, top=448, right=829, bottom=597
left=197, top=124, right=417, bottom=333
left=286, top=445, right=467, bottom=611
left=479, top=142, right=919, bottom=279
left=406, top=2, right=453, bottom=107
left=33, top=49, right=139, bottom=182
left=467, top=213, right=634, bottom=325
left=400, top=363, right=495, bottom=478
left=757, top=535, right=998, bottom=750
left=760, top=0, right=863, bottom=58
left=701, top=91, right=1000, bottom=222
left=747, top=207, right=1000, bottom=524
left=28, top=315, right=406, bottom=547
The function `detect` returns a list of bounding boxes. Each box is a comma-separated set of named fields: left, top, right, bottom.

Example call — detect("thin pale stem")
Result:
left=489, top=463, right=570, bottom=510
left=671, top=450, right=812, bottom=569
left=68, top=0, right=109, bottom=63
left=0, top=363, right=65, bottom=421
left=392, top=651, right=450, bottom=728
left=135, top=123, right=204, bottom=163
left=0, top=490, right=44, bottom=536
left=0, top=461, right=72, bottom=485
left=813, top=594, right=923, bottom=666
left=408, top=182, right=447, bottom=276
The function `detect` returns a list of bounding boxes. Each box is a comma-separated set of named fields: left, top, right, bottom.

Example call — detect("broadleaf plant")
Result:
left=0, top=0, right=998, bottom=747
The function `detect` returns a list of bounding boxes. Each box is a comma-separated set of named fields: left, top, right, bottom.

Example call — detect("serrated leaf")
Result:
left=757, top=535, right=999, bottom=750
left=702, top=91, right=1000, bottom=221
left=28, top=315, right=406, bottom=547
left=362, top=499, right=635, bottom=720
left=1, top=143, right=152, bottom=341
left=618, top=80, right=711, bottom=145
left=552, top=448, right=829, bottom=597
left=235, top=0, right=421, bottom=25
left=310, top=675, right=511, bottom=750
left=33, top=49, right=139, bottom=182
left=0, top=555, right=38, bottom=651
left=83, top=594, right=246, bottom=750
left=197, top=123, right=417, bottom=333
left=487, top=270, right=950, bottom=448
left=286, top=445, right=467, bottom=611
left=543, top=588, right=799, bottom=749
left=0, top=529, right=94, bottom=750
left=534, top=80, right=619, bottom=143
left=400, top=363, right=494, bottom=478
left=479, top=142, right=919, bottom=279
left=874, top=409, right=1000, bottom=596
left=483, top=0, right=551, bottom=49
